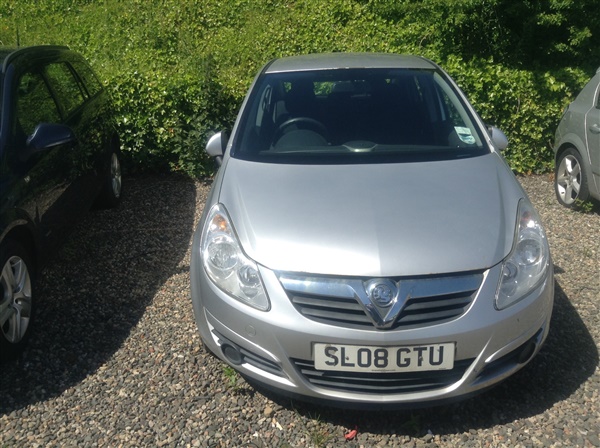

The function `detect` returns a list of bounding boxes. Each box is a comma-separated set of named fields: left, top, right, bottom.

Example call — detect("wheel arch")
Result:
left=555, top=133, right=590, bottom=162
left=110, top=131, right=121, bottom=151
left=0, top=223, right=39, bottom=275
left=554, top=136, right=594, bottom=181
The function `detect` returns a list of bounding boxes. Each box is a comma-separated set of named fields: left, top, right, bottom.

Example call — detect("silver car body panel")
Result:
left=190, top=243, right=553, bottom=406
left=554, top=68, right=600, bottom=200
left=265, top=53, right=436, bottom=74
left=217, top=153, right=522, bottom=277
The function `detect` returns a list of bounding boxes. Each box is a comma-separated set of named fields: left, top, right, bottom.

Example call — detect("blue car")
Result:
left=0, top=46, right=122, bottom=361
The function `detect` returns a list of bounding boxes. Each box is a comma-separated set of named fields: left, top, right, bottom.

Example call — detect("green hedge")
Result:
left=1, top=0, right=596, bottom=176
left=443, top=56, right=588, bottom=173
left=108, top=69, right=236, bottom=176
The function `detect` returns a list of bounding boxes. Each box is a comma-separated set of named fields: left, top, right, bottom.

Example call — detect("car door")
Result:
left=10, top=66, right=77, bottom=252
left=585, top=75, right=600, bottom=185
left=42, top=60, right=100, bottom=212
left=65, top=56, right=116, bottom=198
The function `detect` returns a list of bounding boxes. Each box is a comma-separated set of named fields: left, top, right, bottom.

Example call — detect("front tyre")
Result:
left=96, top=150, right=122, bottom=209
left=555, top=148, right=589, bottom=207
left=0, top=241, right=34, bottom=362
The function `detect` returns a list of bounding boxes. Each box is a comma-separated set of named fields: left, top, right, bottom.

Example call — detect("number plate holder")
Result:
left=314, top=343, right=455, bottom=373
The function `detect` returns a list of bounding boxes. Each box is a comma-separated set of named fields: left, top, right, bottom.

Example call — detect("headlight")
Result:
left=496, top=199, right=550, bottom=309
left=201, top=204, right=270, bottom=311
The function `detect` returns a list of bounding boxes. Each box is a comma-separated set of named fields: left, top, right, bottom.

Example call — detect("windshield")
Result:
left=232, top=68, right=488, bottom=164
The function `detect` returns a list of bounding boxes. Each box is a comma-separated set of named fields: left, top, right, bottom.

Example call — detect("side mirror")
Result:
left=27, top=123, right=76, bottom=150
left=205, top=131, right=229, bottom=166
left=22, top=123, right=76, bottom=161
left=488, top=126, right=509, bottom=151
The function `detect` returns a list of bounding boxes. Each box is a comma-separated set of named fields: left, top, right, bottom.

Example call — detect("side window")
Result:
left=70, top=60, right=103, bottom=97
left=44, top=62, right=85, bottom=117
left=16, top=72, right=61, bottom=139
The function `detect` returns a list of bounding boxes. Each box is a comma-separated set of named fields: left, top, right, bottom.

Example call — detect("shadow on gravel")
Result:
left=266, top=280, right=598, bottom=438
left=0, top=175, right=197, bottom=414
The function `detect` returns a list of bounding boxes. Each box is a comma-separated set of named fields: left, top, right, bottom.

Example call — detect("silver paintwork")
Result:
left=191, top=257, right=553, bottom=406
left=554, top=67, right=600, bottom=205
left=191, top=53, right=554, bottom=407
left=217, top=154, right=521, bottom=277
left=265, top=53, right=435, bottom=73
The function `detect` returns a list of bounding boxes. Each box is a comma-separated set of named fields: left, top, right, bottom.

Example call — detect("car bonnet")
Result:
left=216, top=153, right=523, bottom=277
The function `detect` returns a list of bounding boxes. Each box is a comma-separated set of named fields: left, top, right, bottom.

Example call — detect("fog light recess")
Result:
left=517, top=341, right=537, bottom=364
left=222, top=344, right=243, bottom=365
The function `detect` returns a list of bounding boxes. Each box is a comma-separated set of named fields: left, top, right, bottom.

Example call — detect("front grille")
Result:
left=292, top=358, right=475, bottom=394
left=279, top=272, right=483, bottom=330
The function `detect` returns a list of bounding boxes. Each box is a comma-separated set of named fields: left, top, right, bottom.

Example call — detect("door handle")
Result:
left=590, top=123, right=600, bottom=134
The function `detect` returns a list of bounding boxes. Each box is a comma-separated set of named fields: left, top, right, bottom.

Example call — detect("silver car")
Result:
left=190, top=53, right=554, bottom=408
left=554, top=66, right=600, bottom=207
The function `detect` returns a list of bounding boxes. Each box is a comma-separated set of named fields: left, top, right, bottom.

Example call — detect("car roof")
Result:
left=0, top=48, right=15, bottom=59
left=264, top=53, right=438, bottom=74
left=0, top=45, right=70, bottom=73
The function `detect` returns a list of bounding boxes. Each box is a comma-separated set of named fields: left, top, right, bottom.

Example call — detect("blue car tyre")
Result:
left=0, top=240, right=35, bottom=362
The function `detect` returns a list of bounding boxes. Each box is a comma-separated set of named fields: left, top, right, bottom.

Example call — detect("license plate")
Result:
left=314, top=343, right=455, bottom=373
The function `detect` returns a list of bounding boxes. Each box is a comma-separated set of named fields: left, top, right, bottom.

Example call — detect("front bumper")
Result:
left=190, top=244, right=554, bottom=408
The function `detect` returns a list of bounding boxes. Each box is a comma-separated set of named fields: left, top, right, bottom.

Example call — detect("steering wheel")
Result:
left=273, top=117, right=328, bottom=143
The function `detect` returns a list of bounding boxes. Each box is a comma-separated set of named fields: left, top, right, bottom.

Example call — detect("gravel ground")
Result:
left=0, top=173, right=598, bottom=448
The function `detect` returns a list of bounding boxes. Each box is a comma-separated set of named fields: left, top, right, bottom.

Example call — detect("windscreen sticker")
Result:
left=455, top=126, right=476, bottom=144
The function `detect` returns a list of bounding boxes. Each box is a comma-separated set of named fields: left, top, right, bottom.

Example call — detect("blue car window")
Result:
left=44, top=62, right=86, bottom=118
left=16, top=71, right=62, bottom=139
left=70, top=59, right=103, bottom=98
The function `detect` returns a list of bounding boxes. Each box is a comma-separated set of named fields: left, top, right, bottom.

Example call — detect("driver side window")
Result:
left=15, top=71, right=61, bottom=141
